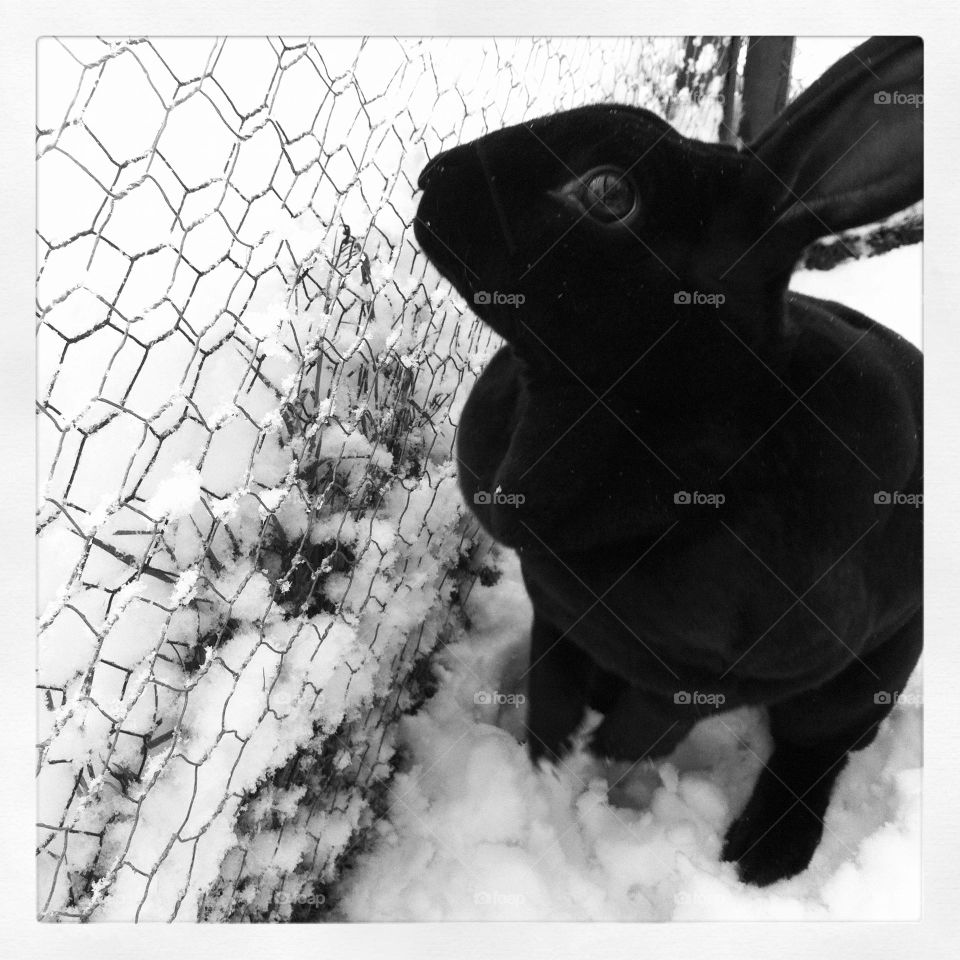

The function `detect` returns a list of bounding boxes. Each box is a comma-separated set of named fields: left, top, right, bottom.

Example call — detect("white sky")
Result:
left=792, top=36, right=869, bottom=92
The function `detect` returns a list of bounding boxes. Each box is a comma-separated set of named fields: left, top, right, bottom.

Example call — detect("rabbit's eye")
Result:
left=582, top=168, right=637, bottom=222
left=550, top=166, right=639, bottom=225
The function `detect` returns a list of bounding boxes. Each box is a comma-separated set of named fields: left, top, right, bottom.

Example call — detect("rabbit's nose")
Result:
left=418, top=152, right=444, bottom=190
left=417, top=144, right=474, bottom=190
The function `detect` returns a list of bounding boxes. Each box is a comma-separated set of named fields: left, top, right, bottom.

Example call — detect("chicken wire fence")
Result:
left=36, top=36, right=725, bottom=921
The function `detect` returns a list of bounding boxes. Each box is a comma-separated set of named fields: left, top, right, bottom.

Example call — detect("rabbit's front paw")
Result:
left=721, top=754, right=835, bottom=886
left=722, top=803, right=825, bottom=887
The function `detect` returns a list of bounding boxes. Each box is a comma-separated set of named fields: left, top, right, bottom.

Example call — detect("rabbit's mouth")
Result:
left=474, top=141, right=519, bottom=258
left=415, top=143, right=514, bottom=266
left=414, top=144, right=524, bottom=334
left=413, top=205, right=483, bottom=304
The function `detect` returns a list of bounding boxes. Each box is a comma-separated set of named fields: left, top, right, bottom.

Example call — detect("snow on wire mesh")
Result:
left=36, top=36, right=726, bottom=921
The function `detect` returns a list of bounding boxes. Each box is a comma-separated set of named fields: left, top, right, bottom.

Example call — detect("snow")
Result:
left=337, top=246, right=924, bottom=920
left=791, top=242, right=922, bottom=348
left=792, top=38, right=867, bottom=97
left=338, top=548, right=921, bottom=920
left=146, top=460, right=203, bottom=519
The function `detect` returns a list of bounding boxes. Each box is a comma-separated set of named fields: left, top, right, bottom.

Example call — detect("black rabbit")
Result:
left=414, top=36, right=922, bottom=887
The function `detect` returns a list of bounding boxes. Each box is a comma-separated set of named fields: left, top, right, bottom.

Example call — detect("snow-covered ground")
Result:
left=336, top=245, right=923, bottom=921
left=791, top=243, right=922, bottom=348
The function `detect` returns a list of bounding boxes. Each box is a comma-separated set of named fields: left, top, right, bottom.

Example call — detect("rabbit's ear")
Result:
left=746, top=36, right=922, bottom=248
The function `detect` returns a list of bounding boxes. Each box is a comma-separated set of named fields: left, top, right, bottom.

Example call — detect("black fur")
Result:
left=414, top=36, right=922, bottom=886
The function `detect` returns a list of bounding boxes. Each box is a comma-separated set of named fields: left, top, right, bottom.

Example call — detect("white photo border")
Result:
left=3, top=1, right=959, bottom=956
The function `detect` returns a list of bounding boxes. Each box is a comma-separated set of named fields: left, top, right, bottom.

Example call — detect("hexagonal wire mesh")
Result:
left=36, top=36, right=725, bottom=921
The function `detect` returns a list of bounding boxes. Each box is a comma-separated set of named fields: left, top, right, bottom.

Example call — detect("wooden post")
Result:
left=737, top=37, right=796, bottom=143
